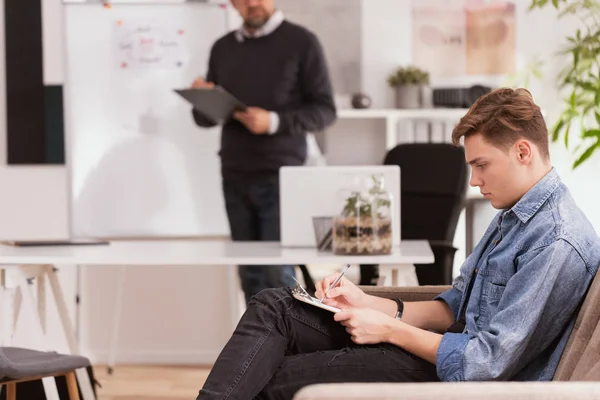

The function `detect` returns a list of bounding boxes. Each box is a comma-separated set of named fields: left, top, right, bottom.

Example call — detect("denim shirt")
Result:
left=435, top=168, right=600, bottom=381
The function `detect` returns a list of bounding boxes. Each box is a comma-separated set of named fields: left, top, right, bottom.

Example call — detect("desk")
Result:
left=0, top=239, right=433, bottom=400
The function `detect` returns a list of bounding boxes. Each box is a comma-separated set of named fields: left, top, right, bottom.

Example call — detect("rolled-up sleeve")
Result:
left=435, top=239, right=592, bottom=382
left=435, top=287, right=463, bottom=321
left=437, top=332, right=473, bottom=381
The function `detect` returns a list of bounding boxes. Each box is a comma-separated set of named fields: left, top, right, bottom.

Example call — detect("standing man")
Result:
left=191, top=0, right=337, bottom=304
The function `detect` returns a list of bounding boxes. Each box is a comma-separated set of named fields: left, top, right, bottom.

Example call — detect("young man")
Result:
left=191, top=0, right=337, bottom=304
left=196, top=88, right=600, bottom=399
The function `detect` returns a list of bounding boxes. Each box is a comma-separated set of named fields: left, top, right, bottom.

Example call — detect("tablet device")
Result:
left=175, top=87, right=247, bottom=124
left=1, top=239, right=110, bottom=247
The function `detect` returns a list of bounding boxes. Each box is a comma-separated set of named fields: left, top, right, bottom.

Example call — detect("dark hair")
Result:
left=452, top=88, right=549, bottom=159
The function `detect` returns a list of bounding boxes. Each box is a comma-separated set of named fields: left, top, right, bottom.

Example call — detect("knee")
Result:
left=250, top=287, right=292, bottom=307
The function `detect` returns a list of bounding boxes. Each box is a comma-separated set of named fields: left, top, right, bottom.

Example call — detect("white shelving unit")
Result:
left=336, top=108, right=469, bottom=149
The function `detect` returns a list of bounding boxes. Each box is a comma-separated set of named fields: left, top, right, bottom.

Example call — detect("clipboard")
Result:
left=175, top=86, right=247, bottom=124
left=291, top=283, right=341, bottom=313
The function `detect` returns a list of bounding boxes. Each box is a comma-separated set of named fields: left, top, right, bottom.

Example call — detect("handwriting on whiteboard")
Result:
left=113, top=19, right=186, bottom=69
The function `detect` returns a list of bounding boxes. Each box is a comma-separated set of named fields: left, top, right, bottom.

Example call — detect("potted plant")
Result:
left=528, top=0, right=600, bottom=169
left=332, top=175, right=393, bottom=256
left=387, top=65, right=430, bottom=109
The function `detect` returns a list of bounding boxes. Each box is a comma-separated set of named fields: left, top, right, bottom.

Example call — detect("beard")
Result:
left=244, top=6, right=269, bottom=29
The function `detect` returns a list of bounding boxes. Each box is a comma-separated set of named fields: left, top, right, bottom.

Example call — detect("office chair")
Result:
left=375, top=142, right=468, bottom=285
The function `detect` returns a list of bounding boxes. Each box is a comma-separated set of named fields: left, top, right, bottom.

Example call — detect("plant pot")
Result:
left=332, top=215, right=392, bottom=255
left=395, top=85, right=423, bottom=109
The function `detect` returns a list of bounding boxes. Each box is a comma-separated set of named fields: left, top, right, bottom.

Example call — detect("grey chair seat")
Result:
left=0, top=347, right=90, bottom=382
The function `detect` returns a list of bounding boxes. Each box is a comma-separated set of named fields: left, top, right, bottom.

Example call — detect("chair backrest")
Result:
left=554, top=268, right=600, bottom=381
left=383, top=143, right=468, bottom=242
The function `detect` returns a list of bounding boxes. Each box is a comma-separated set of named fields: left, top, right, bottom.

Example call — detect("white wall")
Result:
left=0, top=0, right=69, bottom=241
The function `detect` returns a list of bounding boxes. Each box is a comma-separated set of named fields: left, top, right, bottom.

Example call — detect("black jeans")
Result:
left=222, top=177, right=296, bottom=304
left=197, top=288, right=439, bottom=400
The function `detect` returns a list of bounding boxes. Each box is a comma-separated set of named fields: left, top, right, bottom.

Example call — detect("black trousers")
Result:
left=197, top=288, right=439, bottom=400
left=222, top=177, right=296, bottom=304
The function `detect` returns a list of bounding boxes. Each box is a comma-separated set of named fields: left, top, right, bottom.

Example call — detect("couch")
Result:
left=293, top=273, right=600, bottom=399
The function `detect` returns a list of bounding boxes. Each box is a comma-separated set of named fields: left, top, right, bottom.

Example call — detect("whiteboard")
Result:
left=66, top=3, right=232, bottom=238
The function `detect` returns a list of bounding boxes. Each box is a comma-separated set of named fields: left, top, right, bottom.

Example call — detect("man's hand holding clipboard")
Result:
left=181, top=77, right=272, bottom=134
left=233, top=107, right=272, bottom=135
left=176, top=77, right=248, bottom=125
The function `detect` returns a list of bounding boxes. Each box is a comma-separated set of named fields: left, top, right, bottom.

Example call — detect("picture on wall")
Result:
left=412, top=0, right=466, bottom=76
left=412, top=0, right=516, bottom=77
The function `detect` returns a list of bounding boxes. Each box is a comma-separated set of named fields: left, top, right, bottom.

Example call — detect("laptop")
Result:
left=279, top=166, right=401, bottom=248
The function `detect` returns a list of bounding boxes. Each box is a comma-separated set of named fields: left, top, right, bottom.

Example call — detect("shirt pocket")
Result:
left=477, top=280, right=507, bottom=330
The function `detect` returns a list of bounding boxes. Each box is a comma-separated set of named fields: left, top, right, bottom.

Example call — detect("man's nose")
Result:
left=470, top=173, right=482, bottom=187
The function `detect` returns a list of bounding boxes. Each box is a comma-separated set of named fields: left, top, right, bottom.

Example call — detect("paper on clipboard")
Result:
left=291, top=284, right=341, bottom=313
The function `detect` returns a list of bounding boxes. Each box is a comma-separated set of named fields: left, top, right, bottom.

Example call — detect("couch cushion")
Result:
left=583, top=361, right=600, bottom=381
left=554, top=270, right=600, bottom=381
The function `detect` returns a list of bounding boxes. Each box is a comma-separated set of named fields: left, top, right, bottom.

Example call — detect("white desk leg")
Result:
left=227, top=264, right=241, bottom=330
left=107, top=265, right=127, bottom=375
left=377, top=264, right=419, bottom=287
left=38, top=272, right=46, bottom=334
left=378, top=266, right=392, bottom=286
left=17, top=274, right=60, bottom=400
left=0, top=283, right=8, bottom=347
left=0, top=270, right=7, bottom=346
left=11, top=287, right=22, bottom=344
left=45, top=265, right=96, bottom=400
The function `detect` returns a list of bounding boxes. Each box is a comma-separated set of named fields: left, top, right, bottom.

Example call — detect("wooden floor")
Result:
left=95, top=365, right=210, bottom=400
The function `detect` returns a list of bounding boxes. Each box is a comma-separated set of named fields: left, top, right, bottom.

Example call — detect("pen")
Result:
left=320, top=264, right=351, bottom=303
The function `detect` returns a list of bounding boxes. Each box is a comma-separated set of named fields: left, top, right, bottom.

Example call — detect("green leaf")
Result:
left=595, top=111, right=600, bottom=126
left=573, top=141, right=600, bottom=169
left=579, top=81, right=596, bottom=91
left=582, top=129, right=600, bottom=138
left=559, top=2, right=583, bottom=17
left=552, top=118, right=566, bottom=142
left=564, top=123, right=571, bottom=148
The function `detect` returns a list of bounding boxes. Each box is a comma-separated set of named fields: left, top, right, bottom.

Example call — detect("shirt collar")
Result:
left=510, top=167, right=561, bottom=223
left=235, top=9, right=285, bottom=43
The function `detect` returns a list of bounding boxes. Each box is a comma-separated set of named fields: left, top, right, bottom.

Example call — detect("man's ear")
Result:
left=515, top=140, right=533, bottom=164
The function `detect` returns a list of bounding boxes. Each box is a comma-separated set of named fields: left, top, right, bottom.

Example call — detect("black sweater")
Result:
left=192, top=20, right=337, bottom=180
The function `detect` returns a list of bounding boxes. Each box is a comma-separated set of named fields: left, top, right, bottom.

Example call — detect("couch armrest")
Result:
left=358, top=286, right=451, bottom=302
left=293, top=382, right=600, bottom=400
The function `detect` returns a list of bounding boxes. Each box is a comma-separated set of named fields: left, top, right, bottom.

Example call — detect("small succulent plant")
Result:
left=387, top=65, right=430, bottom=87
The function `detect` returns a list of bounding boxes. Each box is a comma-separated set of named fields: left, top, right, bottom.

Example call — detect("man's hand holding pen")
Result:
left=315, top=271, right=398, bottom=345
left=314, top=272, right=368, bottom=310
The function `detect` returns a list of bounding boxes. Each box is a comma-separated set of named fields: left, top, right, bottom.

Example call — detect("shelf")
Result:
left=337, top=108, right=469, bottom=120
